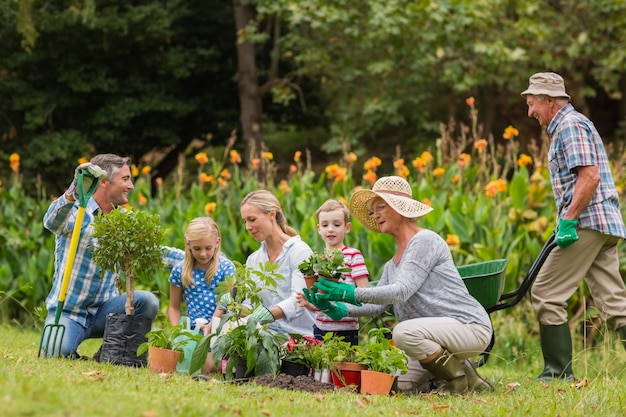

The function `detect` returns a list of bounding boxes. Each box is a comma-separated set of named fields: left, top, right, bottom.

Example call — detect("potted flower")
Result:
left=298, top=249, right=352, bottom=290
left=189, top=261, right=287, bottom=380
left=322, top=333, right=366, bottom=390
left=356, top=328, right=409, bottom=395
left=280, top=335, right=322, bottom=376
left=91, top=208, right=170, bottom=367
left=137, top=321, right=203, bottom=373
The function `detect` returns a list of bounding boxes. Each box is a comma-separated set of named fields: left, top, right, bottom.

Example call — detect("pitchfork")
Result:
left=38, top=166, right=104, bottom=357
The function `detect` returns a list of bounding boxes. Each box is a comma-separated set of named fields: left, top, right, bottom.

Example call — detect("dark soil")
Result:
left=252, top=374, right=335, bottom=393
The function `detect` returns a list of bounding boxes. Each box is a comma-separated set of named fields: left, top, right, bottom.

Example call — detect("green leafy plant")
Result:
left=189, top=261, right=286, bottom=378
left=322, top=332, right=358, bottom=364
left=137, top=322, right=203, bottom=362
left=355, top=327, right=409, bottom=375
left=298, top=249, right=351, bottom=279
left=91, top=208, right=168, bottom=315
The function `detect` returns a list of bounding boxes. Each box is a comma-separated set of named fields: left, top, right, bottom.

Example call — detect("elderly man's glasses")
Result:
left=368, top=203, right=387, bottom=216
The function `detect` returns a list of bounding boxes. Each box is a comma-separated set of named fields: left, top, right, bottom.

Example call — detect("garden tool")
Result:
left=38, top=165, right=105, bottom=357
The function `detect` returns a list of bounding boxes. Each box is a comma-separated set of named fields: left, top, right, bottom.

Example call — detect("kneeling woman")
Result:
left=305, top=176, right=493, bottom=395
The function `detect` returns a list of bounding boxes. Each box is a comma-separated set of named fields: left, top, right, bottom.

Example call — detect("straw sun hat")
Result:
left=349, top=176, right=433, bottom=232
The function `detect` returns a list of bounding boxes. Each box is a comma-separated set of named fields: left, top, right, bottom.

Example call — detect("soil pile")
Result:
left=252, top=374, right=334, bottom=393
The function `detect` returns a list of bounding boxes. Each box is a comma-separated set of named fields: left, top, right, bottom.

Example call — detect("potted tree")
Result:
left=91, top=208, right=169, bottom=367
left=189, top=261, right=287, bottom=380
left=298, top=249, right=351, bottom=291
left=356, top=328, right=409, bottom=395
left=137, top=321, right=202, bottom=373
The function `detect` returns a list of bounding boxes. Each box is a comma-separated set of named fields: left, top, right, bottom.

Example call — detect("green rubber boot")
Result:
left=535, top=323, right=574, bottom=381
left=617, top=326, right=626, bottom=351
left=461, top=359, right=493, bottom=392
left=421, top=350, right=468, bottom=395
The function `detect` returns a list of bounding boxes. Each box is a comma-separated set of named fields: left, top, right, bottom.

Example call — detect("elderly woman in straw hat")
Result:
left=304, top=176, right=493, bottom=395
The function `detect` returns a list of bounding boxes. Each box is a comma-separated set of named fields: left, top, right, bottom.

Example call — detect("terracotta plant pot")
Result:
left=303, top=275, right=318, bottom=291
left=148, top=346, right=181, bottom=373
left=360, top=370, right=395, bottom=395
left=331, top=362, right=367, bottom=390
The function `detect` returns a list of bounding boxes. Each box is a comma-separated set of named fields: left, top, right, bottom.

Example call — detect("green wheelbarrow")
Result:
left=459, top=234, right=557, bottom=366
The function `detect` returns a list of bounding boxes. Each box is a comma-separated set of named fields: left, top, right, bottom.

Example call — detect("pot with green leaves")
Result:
left=137, top=321, right=203, bottom=373
left=298, top=249, right=351, bottom=291
left=356, top=328, right=409, bottom=395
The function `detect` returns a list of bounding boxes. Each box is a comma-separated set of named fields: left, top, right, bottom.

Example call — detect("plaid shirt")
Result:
left=547, top=104, right=626, bottom=239
left=43, top=195, right=184, bottom=326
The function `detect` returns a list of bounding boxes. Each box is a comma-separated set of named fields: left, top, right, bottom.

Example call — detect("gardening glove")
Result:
left=250, top=305, right=275, bottom=324
left=555, top=218, right=579, bottom=249
left=303, top=287, right=348, bottom=321
left=313, top=278, right=361, bottom=306
left=66, top=162, right=107, bottom=201
left=218, top=292, right=232, bottom=311
left=302, top=287, right=332, bottom=311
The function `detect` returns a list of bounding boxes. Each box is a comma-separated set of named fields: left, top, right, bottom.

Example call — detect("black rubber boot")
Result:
left=535, top=323, right=574, bottom=381
left=461, top=359, right=493, bottom=391
left=420, top=350, right=468, bottom=395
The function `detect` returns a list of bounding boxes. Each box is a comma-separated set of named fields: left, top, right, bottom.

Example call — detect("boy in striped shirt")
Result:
left=298, top=199, right=369, bottom=345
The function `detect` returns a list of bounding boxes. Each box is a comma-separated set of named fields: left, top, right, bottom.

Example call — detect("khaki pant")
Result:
left=392, top=317, right=492, bottom=390
left=531, top=228, right=626, bottom=329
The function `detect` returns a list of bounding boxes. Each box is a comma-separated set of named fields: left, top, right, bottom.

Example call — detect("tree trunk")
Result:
left=232, top=0, right=266, bottom=182
left=124, top=263, right=135, bottom=316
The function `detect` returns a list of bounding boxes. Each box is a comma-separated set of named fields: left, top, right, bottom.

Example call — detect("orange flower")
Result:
left=395, top=164, right=410, bottom=179
left=344, top=152, right=357, bottom=164
left=517, top=154, right=533, bottom=167
left=198, top=173, right=214, bottom=184
left=422, top=198, right=432, bottom=207
left=446, top=234, right=460, bottom=246
left=9, top=152, right=19, bottom=172
left=217, top=177, right=227, bottom=187
left=338, top=196, right=348, bottom=206
left=363, top=169, right=377, bottom=185
left=251, top=158, right=260, bottom=170
left=502, top=125, right=519, bottom=140
left=458, top=153, right=471, bottom=168
left=325, top=164, right=347, bottom=183
left=451, top=174, right=460, bottom=183
left=230, top=150, right=242, bottom=164
left=204, top=202, right=216, bottom=215
left=485, top=178, right=507, bottom=197
left=363, top=157, right=382, bottom=172
left=77, top=157, right=89, bottom=165
left=141, top=166, right=151, bottom=175
left=155, top=177, right=163, bottom=187
left=220, top=169, right=231, bottom=180
left=393, top=158, right=405, bottom=169
left=261, top=151, right=273, bottom=161
left=289, top=164, right=297, bottom=174
left=465, top=97, right=475, bottom=107
left=195, top=152, right=209, bottom=165
left=294, top=151, right=302, bottom=162
left=420, top=151, right=433, bottom=164
left=433, top=167, right=445, bottom=177
left=474, top=139, right=488, bottom=153
left=131, top=164, right=139, bottom=177
left=279, top=180, right=291, bottom=193
left=137, top=192, right=147, bottom=206
left=412, top=157, right=425, bottom=173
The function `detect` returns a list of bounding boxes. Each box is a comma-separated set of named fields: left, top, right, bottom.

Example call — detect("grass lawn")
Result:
left=3, top=320, right=626, bottom=417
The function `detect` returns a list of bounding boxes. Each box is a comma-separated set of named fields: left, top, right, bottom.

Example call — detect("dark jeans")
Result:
left=313, top=325, right=359, bottom=346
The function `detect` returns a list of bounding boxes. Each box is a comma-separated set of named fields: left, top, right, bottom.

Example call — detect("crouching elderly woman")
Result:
left=304, top=176, right=493, bottom=395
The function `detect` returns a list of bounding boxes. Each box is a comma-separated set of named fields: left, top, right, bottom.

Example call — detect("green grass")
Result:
left=3, top=317, right=626, bottom=417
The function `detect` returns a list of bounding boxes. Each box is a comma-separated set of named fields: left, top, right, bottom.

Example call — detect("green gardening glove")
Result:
left=303, top=287, right=348, bottom=321
left=313, top=278, right=361, bottom=306
left=250, top=305, right=275, bottom=324
left=556, top=218, right=579, bottom=249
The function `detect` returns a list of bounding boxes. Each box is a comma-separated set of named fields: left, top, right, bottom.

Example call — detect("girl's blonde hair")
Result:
left=241, top=190, right=298, bottom=237
left=182, top=217, right=222, bottom=288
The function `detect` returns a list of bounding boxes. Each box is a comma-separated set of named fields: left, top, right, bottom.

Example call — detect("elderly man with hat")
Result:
left=304, top=176, right=493, bottom=395
left=522, top=72, right=626, bottom=381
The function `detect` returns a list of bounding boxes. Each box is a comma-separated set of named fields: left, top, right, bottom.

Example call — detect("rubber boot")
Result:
left=617, top=326, right=626, bottom=349
left=535, top=323, right=574, bottom=381
left=461, top=359, right=493, bottom=392
left=420, top=350, right=468, bottom=395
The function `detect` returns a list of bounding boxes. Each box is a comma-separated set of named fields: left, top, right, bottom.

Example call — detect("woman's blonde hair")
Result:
left=182, top=217, right=222, bottom=288
left=241, top=190, right=297, bottom=237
